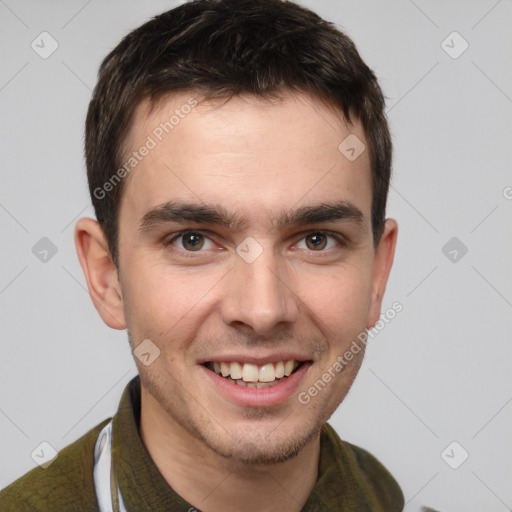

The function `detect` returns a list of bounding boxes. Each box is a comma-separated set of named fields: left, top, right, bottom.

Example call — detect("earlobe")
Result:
left=367, top=219, right=398, bottom=329
left=74, top=218, right=126, bottom=330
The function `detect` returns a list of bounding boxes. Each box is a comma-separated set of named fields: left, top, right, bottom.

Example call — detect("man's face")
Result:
left=115, top=90, right=392, bottom=464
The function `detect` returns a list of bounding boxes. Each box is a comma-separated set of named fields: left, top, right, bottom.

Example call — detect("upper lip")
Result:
left=198, top=353, right=312, bottom=366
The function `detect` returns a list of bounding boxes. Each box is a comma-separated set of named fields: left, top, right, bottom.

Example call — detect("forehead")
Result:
left=119, top=90, right=372, bottom=231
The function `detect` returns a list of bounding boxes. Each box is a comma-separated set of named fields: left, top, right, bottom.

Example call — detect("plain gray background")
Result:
left=1, top=1, right=511, bottom=510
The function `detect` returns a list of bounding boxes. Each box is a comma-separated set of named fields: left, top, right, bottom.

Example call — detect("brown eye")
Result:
left=296, top=231, right=345, bottom=254
left=181, top=232, right=205, bottom=251
left=305, top=233, right=328, bottom=250
left=165, top=231, right=214, bottom=252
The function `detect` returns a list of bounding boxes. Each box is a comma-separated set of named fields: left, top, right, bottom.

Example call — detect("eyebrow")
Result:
left=139, top=200, right=365, bottom=232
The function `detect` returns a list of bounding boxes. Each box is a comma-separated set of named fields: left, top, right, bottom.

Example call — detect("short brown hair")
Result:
left=85, top=0, right=392, bottom=266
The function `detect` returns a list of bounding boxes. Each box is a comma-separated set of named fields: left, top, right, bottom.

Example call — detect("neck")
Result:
left=139, top=388, right=320, bottom=512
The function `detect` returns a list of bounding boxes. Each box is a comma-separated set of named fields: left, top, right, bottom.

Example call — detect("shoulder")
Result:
left=0, top=418, right=110, bottom=512
left=343, top=440, right=404, bottom=509
left=322, top=423, right=404, bottom=511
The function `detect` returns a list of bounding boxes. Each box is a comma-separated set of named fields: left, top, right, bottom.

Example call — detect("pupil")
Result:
left=308, top=233, right=326, bottom=250
left=184, top=233, right=203, bottom=250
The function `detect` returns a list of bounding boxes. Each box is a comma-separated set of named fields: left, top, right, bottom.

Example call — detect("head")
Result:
left=76, top=0, right=397, bottom=465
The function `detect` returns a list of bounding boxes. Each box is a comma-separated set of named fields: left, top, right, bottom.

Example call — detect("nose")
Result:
left=220, top=246, right=299, bottom=336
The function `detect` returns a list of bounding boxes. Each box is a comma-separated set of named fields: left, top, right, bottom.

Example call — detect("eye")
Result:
left=296, top=231, right=344, bottom=252
left=166, top=231, right=216, bottom=252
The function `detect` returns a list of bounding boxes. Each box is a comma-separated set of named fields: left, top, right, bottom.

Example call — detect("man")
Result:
left=0, top=0, right=403, bottom=510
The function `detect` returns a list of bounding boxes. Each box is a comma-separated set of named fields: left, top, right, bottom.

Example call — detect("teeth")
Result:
left=242, top=363, right=259, bottom=382
left=209, top=359, right=302, bottom=383
left=230, top=362, right=242, bottom=379
left=259, top=363, right=275, bottom=382
left=284, top=360, right=294, bottom=377
left=233, top=377, right=281, bottom=388
left=220, top=362, right=230, bottom=377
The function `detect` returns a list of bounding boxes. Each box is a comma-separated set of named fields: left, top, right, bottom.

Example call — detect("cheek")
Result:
left=300, top=265, right=373, bottom=338
left=121, top=260, right=219, bottom=340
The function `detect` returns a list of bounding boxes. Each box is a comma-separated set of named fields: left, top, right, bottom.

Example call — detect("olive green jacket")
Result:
left=0, top=376, right=404, bottom=511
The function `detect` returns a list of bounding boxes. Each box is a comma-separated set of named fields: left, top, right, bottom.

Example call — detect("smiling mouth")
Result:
left=203, top=360, right=307, bottom=388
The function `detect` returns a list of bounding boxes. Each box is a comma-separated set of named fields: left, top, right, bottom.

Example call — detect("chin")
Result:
left=199, top=418, right=324, bottom=466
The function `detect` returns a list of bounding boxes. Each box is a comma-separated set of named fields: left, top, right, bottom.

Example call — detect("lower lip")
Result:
left=200, top=363, right=311, bottom=407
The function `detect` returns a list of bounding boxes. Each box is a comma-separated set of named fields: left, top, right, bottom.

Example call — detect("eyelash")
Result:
left=162, top=230, right=348, bottom=258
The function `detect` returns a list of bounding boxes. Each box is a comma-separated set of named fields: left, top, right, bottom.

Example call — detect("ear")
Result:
left=367, top=219, right=398, bottom=329
left=74, top=218, right=126, bottom=330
